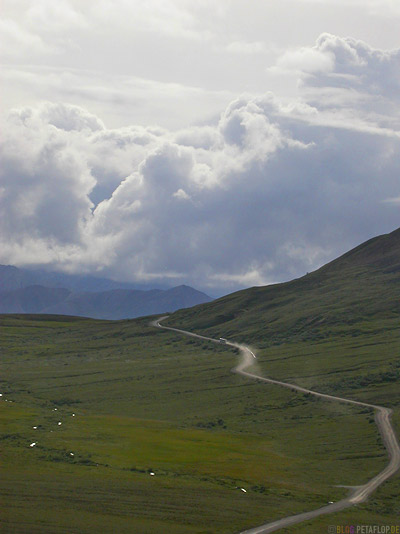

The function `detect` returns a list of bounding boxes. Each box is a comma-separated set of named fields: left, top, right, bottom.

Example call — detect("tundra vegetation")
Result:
left=1, top=229, right=400, bottom=533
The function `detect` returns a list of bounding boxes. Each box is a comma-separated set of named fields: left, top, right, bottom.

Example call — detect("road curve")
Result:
left=153, top=317, right=400, bottom=533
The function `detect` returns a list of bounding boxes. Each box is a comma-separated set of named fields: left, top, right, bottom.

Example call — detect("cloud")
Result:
left=275, top=46, right=334, bottom=74
left=273, top=34, right=400, bottom=134
left=173, top=189, right=191, bottom=201
left=39, top=102, right=105, bottom=132
left=25, top=0, right=88, bottom=34
left=304, top=34, right=400, bottom=100
left=0, top=0, right=216, bottom=61
left=0, top=105, right=95, bottom=246
left=384, top=196, right=400, bottom=205
left=87, top=0, right=215, bottom=42
left=1, top=36, right=400, bottom=294
left=226, top=41, right=267, bottom=55
left=275, top=33, right=400, bottom=96
left=0, top=18, right=52, bottom=59
left=1, top=65, right=235, bottom=130
left=294, top=0, right=400, bottom=16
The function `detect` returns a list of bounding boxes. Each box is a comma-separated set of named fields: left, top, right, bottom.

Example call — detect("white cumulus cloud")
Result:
left=1, top=35, right=400, bottom=294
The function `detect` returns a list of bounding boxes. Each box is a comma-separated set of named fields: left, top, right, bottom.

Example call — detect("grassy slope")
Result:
left=169, top=228, right=400, bottom=343
left=167, top=227, right=400, bottom=530
left=1, top=228, right=400, bottom=533
left=0, top=314, right=396, bottom=533
left=169, top=228, right=400, bottom=407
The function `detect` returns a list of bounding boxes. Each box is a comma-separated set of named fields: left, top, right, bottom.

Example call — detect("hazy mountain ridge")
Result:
left=0, top=267, right=212, bottom=319
left=0, top=264, right=167, bottom=293
left=0, top=285, right=71, bottom=314
left=42, top=285, right=212, bottom=319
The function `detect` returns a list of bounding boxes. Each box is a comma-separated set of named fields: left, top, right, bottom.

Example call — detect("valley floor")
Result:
left=1, top=314, right=399, bottom=533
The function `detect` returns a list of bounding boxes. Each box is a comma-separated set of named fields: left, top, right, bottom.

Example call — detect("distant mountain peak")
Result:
left=0, top=266, right=212, bottom=319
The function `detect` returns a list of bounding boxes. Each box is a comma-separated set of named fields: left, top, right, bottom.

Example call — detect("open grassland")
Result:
left=1, top=312, right=399, bottom=533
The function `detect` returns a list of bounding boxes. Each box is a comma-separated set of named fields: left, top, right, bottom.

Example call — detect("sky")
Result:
left=1, top=0, right=400, bottom=295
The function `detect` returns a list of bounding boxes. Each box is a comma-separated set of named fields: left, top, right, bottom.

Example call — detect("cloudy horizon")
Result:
left=1, top=1, right=399, bottom=295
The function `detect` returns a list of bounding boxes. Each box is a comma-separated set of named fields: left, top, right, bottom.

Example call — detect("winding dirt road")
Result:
left=153, top=317, right=400, bottom=533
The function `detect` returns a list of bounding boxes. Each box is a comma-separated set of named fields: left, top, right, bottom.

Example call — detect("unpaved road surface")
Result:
left=153, top=318, right=400, bottom=533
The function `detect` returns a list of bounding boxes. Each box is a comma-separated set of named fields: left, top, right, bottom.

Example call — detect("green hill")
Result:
left=168, top=227, right=400, bottom=345
left=168, top=227, right=400, bottom=406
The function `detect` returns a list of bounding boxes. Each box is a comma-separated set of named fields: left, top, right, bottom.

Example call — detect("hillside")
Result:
left=0, top=284, right=212, bottom=319
left=168, top=227, right=400, bottom=345
left=166, top=226, right=400, bottom=431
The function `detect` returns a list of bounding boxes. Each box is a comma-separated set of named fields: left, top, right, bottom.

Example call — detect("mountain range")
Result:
left=0, top=264, right=166, bottom=293
left=0, top=265, right=212, bottom=319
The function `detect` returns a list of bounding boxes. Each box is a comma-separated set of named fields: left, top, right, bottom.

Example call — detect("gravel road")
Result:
left=153, top=317, right=400, bottom=534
